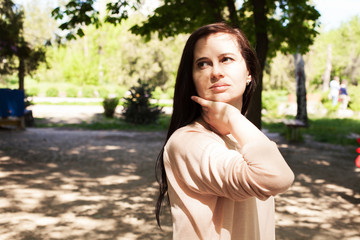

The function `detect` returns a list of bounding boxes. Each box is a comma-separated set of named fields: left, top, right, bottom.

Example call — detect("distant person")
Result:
left=339, top=79, right=350, bottom=109
left=329, top=76, right=340, bottom=106
left=155, top=22, right=294, bottom=240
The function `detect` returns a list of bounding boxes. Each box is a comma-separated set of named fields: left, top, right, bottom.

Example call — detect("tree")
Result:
left=37, top=18, right=184, bottom=89
left=294, top=52, right=308, bottom=125
left=308, top=16, right=360, bottom=88
left=21, top=0, right=59, bottom=46
left=0, top=0, right=46, bottom=91
left=322, top=44, right=332, bottom=92
left=52, top=0, right=320, bottom=128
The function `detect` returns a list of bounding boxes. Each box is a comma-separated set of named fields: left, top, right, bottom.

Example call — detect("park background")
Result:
left=1, top=0, right=360, bottom=144
left=0, top=0, right=360, bottom=239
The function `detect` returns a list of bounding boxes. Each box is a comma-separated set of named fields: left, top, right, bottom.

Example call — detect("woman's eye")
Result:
left=222, top=57, right=233, bottom=63
left=197, top=62, right=209, bottom=68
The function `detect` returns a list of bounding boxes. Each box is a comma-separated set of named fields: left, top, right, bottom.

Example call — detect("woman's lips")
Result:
left=210, top=83, right=230, bottom=93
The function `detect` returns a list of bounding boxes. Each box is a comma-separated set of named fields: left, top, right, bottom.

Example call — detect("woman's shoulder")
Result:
left=166, top=120, right=222, bottom=150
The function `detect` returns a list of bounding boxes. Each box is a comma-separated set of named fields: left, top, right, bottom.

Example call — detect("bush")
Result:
left=116, top=86, right=128, bottom=99
left=98, top=87, right=109, bottom=98
left=323, top=101, right=339, bottom=115
left=262, top=90, right=288, bottom=116
left=82, top=86, right=95, bottom=98
left=27, top=87, right=40, bottom=97
left=122, top=80, right=163, bottom=124
left=152, top=86, right=163, bottom=100
left=66, top=87, right=78, bottom=97
left=348, top=85, right=360, bottom=111
left=320, top=90, right=339, bottom=115
left=46, top=87, right=59, bottom=97
left=103, top=97, right=119, bottom=118
left=165, top=87, right=175, bottom=99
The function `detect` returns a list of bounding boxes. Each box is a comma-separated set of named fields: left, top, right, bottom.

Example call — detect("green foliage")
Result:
left=21, top=0, right=58, bottom=46
left=152, top=86, right=164, bottom=100
left=165, top=87, right=175, bottom=99
left=152, top=86, right=175, bottom=100
left=263, top=53, right=295, bottom=91
left=322, top=101, right=339, bottom=116
left=0, top=75, right=18, bottom=88
left=115, top=86, right=128, bottom=99
left=0, top=0, right=46, bottom=80
left=319, top=90, right=339, bottom=115
left=66, top=87, right=78, bottom=97
left=81, top=86, right=95, bottom=98
left=348, top=85, right=360, bottom=111
left=51, top=0, right=100, bottom=40
left=102, top=97, right=119, bottom=118
left=26, top=87, right=40, bottom=96
left=34, top=114, right=171, bottom=131
left=262, top=120, right=285, bottom=134
left=122, top=80, right=163, bottom=124
left=263, top=117, right=360, bottom=146
left=308, top=16, right=360, bottom=87
left=35, top=20, right=183, bottom=92
left=304, top=118, right=360, bottom=145
left=50, top=0, right=321, bottom=130
left=46, top=87, right=59, bottom=97
left=98, top=87, right=109, bottom=98
left=262, top=90, right=288, bottom=117
left=0, top=0, right=25, bottom=75
left=266, top=15, right=360, bottom=94
left=51, top=0, right=320, bottom=58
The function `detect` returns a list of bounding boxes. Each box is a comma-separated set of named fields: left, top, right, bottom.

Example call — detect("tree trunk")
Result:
left=247, top=0, right=269, bottom=129
left=322, top=44, right=332, bottom=92
left=18, top=56, right=25, bottom=91
left=246, top=73, right=263, bottom=129
left=294, top=52, right=308, bottom=125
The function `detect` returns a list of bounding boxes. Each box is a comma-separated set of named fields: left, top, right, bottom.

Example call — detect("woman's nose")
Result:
left=211, top=64, right=224, bottom=81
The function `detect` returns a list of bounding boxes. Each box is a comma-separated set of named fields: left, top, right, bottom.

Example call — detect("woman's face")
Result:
left=192, top=33, right=251, bottom=110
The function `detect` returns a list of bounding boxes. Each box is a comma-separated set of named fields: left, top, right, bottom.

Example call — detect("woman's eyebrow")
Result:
left=194, top=52, right=238, bottom=63
left=194, top=57, right=208, bottom=63
left=219, top=52, right=237, bottom=57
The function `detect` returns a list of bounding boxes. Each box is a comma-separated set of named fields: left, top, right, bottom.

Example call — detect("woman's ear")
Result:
left=246, top=75, right=252, bottom=85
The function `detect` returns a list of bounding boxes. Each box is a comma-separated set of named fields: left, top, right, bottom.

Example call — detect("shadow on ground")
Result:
left=0, top=127, right=359, bottom=239
left=0, top=128, right=172, bottom=240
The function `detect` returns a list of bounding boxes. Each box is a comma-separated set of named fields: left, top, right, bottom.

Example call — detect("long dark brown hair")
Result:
left=155, top=22, right=260, bottom=227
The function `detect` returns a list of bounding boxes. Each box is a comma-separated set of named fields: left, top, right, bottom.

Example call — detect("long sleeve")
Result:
left=165, top=124, right=294, bottom=201
left=164, top=121, right=294, bottom=240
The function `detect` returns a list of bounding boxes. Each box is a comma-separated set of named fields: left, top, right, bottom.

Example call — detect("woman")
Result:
left=155, top=22, right=294, bottom=240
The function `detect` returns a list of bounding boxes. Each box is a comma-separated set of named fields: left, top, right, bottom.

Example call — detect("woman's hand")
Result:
left=191, top=96, right=240, bottom=135
left=191, top=96, right=269, bottom=145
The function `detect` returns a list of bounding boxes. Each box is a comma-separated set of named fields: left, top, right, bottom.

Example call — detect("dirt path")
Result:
left=0, top=119, right=359, bottom=239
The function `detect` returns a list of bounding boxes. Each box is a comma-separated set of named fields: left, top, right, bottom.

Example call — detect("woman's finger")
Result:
left=191, top=96, right=209, bottom=107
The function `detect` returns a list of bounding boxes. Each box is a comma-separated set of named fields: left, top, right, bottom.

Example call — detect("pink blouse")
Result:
left=164, top=119, right=294, bottom=240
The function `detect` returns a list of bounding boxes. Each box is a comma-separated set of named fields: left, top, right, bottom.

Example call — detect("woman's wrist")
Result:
left=229, top=113, right=269, bottom=146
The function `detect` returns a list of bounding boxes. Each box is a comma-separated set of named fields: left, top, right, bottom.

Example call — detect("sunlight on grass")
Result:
left=34, top=113, right=171, bottom=131
left=263, top=117, right=360, bottom=146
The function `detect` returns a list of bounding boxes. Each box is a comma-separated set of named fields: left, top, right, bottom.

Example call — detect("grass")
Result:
left=34, top=114, right=171, bottom=131
left=263, top=117, right=360, bottom=146
left=32, top=101, right=102, bottom=106
left=33, top=113, right=360, bottom=146
left=30, top=96, right=359, bottom=146
left=34, top=112, right=360, bottom=146
left=304, top=118, right=360, bottom=145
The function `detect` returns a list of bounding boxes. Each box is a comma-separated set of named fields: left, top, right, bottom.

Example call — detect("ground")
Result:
left=0, top=105, right=359, bottom=239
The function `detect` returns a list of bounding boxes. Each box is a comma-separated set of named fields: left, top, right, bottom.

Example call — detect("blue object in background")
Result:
left=0, top=89, right=25, bottom=117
